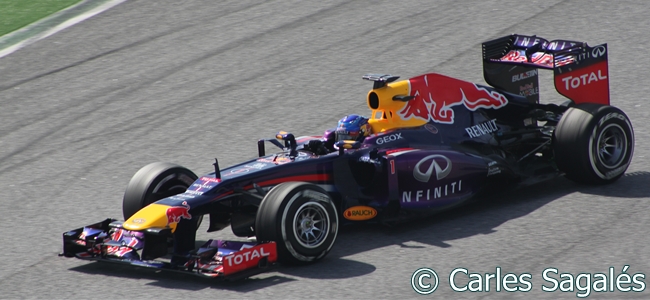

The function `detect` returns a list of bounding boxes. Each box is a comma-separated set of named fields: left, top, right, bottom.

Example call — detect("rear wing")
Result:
left=482, top=34, right=609, bottom=105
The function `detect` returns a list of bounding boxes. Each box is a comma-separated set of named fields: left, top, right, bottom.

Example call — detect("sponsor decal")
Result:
left=169, top=193, right=195, bottom=200
left=105, top=236, right=139, bottom=257
left=465, top=119, right=499, bottom=138
left=187, top=176, right=221, bottom=193
left=105, top=229, right=142, bottom=258
left=500, top=50, right=553, bottom=67
left=385, top=147, right=416, bottom=155
left=554, top=60, right=609, bottom=105
left=499, top=36, right=579, bottom=67
left=343, top=206, right=378, bottom=221
left=519, top=83, right=538, bottom=97
left=546, top=40, right=578, bottom=51
left=499, top=50, right=574, bottom=68
left=361, top=123, right=371, bottom=137
left=599, top=112, right=626, bottom=124
left=574, top=45, right=607, bottom=62
left=200, top=176, right=221, bottom=183
left=401, top=180, right=462, bottom=202
left=227, top=168, right=250, bottom=175
left=244, top=163, right=267, bottom=170
left=301, top=190, right=331, bottom=203
left=487, top=167, right=501, bottom=176
left=533, top=53, right=553, bottom=67
left=424, top=124, right=438, bottom=134
left=486, top=161, right=501, bottom=176
left=399, top=74, right=508, bottom=124
left=513, top=36, right=546, bottom=48
left=132, top=218, right=145, bottom=224
left=511, top=69, right=538, bottom=82
left=413, top=154, right=452, bottom=182
left=166, top=201, right=192, bottom=225
left=223, top=163, right=269, bottom=177
left=192, top=261, right=224, bottom=274
left=269, top=157, right=290, bottom=164
left=358, top=155, right=380, bottom=165
left=222, top=243, right=277, bottom=275
left=74, top=228, right=108, bottom=246
left=75, top=230, right=88, bottom=246
left=560, top=70, right=607, bottom=90
left=591, top=45, right=606, bottom=58
left=376, top=133, right=403, bottom=144
left=224, top=247, right=271, bottom=266
left=177, top=173, right=197, bottom=186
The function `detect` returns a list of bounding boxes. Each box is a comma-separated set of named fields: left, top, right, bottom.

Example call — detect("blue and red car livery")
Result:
left=61, top=34, right=633, bottom=280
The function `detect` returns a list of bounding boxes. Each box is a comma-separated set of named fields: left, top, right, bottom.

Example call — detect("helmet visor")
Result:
left=336, top=130, right=359, bottom=141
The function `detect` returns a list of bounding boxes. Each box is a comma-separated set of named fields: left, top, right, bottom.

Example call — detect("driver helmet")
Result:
left=335, top=114, right=371, bottom=142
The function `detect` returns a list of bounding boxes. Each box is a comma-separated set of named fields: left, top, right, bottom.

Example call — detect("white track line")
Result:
left=0, top=0, right=127, bottom=59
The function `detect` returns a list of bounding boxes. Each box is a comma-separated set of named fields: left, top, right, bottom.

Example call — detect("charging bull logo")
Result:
left=166, top=201, right=192, bottom=224
left=399, top=74, right=508, bottom=124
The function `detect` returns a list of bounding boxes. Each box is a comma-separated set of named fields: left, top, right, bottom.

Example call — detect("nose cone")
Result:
left=123, top=203, right=178, bottom=232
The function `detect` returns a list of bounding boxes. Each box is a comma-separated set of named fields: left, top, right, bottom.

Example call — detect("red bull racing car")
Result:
left=61, top=34, right=634, bottom=280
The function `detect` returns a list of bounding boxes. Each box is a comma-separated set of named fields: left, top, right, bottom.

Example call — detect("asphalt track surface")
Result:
left=0, top=0, right=649, bottom=299
left=0, top=0, right=127, bottom=59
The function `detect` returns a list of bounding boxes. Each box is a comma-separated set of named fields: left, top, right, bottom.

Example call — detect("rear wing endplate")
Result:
left=482, top=34, right=609, bottom=105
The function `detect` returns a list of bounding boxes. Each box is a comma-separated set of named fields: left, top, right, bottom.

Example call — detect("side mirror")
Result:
left=275, top=131, right=293, bottom=141
left=276, top=131, right=297, bottom=157
left=335, top=140, right=361, bottom=155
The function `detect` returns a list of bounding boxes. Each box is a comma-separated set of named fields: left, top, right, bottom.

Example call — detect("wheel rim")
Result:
left=595, top=123, right=627, bottom=169
left=293, top=202, right=329, bottom=249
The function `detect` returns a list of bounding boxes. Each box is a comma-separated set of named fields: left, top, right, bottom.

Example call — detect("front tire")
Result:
left=255, top=182, right=338, bottom=265
left=122, top=162, right=198, bottom=219
left=554, top=104, right=634, bottom=184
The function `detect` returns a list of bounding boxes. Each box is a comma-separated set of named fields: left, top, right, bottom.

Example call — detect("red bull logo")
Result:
left=398, top=74, right=508, bottom=124
left=166, top=201, right=192, bottom=224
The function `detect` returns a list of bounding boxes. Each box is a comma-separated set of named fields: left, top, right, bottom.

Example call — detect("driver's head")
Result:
left=335, top=114, right=371, bottom=142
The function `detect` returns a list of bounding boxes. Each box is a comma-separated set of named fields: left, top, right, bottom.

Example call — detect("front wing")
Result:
left=60, top=219, right=277, bottom=280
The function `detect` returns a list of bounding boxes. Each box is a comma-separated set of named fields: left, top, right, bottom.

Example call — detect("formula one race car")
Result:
left=61, top=34, right=634, bottom=279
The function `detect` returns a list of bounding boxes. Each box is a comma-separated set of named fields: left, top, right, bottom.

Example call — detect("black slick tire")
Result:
left=554, top=103, right=634, bottom=184
left=122, top=162, right=198, bottom=219
left=255, top=182, right=338, bottom=265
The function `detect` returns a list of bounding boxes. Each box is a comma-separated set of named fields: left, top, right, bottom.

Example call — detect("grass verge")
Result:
left=0, top=0, right=83, bottom=36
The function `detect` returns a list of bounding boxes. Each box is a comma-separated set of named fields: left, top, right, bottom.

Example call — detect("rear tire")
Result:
left=255, top=182, right=338, bottom=265
left=554, top=104, right=634, bottom=184
left=122, top=162, right=198, bottom=219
